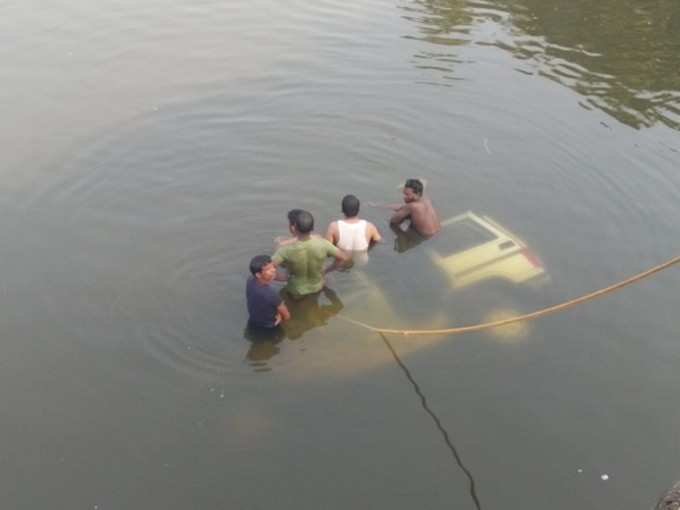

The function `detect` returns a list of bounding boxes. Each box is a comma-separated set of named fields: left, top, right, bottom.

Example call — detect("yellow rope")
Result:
left=339, top=255, right=680, bottom=336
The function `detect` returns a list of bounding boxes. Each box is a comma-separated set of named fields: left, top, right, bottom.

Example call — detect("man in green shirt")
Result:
left=272, top=210, right=349, bottom=298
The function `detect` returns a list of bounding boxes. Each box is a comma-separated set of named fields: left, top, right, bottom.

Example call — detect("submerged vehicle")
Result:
left=275, top=212, right=549, bottom=376
left=429, top=211, right=547, bottom=290
left=343, top=211, right=548, bottom=327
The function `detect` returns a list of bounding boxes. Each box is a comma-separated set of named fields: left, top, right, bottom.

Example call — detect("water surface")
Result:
left=1, top=0, right=679, bottom=508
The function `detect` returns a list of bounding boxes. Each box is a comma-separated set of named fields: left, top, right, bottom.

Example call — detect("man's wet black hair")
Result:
left=405, top=178, right=423, bottom=196
left=294, top=210, right=314, bottom=234
left=249, top=255, right=272, bottom=276
left=341, top=194, right=360, bottom=217
left=287, top=209, right=303, bottom=226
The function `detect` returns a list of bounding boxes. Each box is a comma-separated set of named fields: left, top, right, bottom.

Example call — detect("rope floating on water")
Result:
left=339, top=255, right=680, bottom=337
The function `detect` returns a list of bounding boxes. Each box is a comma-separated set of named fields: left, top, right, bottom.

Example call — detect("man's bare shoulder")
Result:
left=418, top=197, right=437, bottom=211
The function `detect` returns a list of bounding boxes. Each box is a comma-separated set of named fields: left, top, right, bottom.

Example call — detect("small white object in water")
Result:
left=601, top=474, right=609, bottom=481
left=483, top=138, right=491, bottom=154
left=219, top=394, right=225, bottom=399
left=577, top=468, right=583, bottom=473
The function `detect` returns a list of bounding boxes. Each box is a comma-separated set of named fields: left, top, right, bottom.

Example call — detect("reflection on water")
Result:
left=402, top=0, right=680, bottom=129
left=282, top=287, right=344, bottom=340
left=244, top=287, right=344, bottom=370
left=244, top=325, right=285, bottom=371
left=391, top=223, right=427, bottom=253
left=2, top=0, right=679, bottom=507
left=481, top=307, right=531, bottom=342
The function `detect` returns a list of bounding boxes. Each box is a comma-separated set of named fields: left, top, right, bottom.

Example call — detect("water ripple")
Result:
left=399, top=0, right=680, bottom=131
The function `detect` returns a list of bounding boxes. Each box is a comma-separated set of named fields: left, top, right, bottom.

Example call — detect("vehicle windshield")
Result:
left=433, top=217, right=498, bottom=256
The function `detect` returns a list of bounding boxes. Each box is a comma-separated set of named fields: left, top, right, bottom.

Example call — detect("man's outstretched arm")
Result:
left=367, top=201, right=402, bottom=210
left=368, top=222, right=382, bottom=243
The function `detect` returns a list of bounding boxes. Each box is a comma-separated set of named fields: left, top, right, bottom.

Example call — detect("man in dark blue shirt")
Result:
left=246, top=255, right=290, bottom=328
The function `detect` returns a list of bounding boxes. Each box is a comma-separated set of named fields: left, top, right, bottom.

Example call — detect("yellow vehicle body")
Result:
left=428, top=212, right=546, bottom=289
left=288, top=212, right=547, bottom=378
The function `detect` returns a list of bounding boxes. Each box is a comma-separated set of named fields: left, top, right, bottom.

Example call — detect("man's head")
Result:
left=287, top=209, right=303, bottom=227
left=249, top=254, right=276, bottom=283
left=293, top=209, right=314, bottom=234
left=403, top=178, right=423, bottom=203
left=341, top=194, right=360, bottom=218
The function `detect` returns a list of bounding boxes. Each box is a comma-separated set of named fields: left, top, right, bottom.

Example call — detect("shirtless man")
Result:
left=389, top=178, right=440, bottom=237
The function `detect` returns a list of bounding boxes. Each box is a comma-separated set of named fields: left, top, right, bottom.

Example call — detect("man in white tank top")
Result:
left=325, top=195, right=382, bottom=263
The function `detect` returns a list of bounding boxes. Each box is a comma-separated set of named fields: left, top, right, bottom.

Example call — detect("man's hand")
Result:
left=276, top=302, right=290, bottom=323
left=335, top=248, right=351, bottom=263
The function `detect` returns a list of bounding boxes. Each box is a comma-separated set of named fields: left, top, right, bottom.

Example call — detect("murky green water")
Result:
left=1, top=0, right=679, bottom=508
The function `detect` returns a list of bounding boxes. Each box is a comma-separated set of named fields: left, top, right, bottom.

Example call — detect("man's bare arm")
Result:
left=325, top=221, right=338, bottom=245
left=390, top=204, right=411, bottom=225
left=334, top=248, right=351, bottom=263
left=368, top=222, right=382, bottom=243
left=367, top=201, right=403, bottom=210
left=324, top=246, right=350, bottom=275
left=271, top=256, right=288, bottom=281
left=275, top=302, right=290, bottom=325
